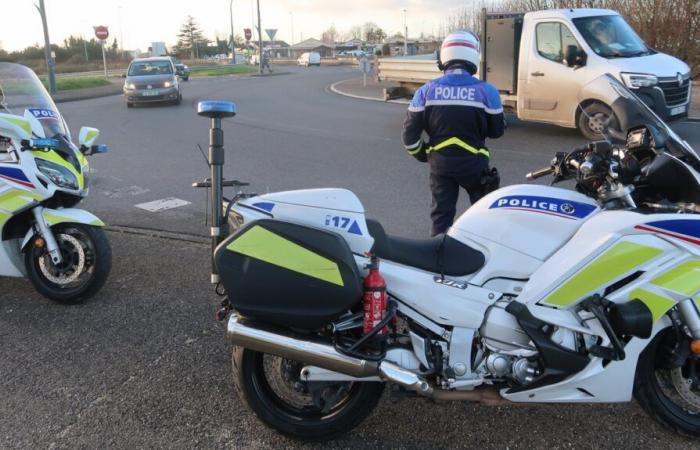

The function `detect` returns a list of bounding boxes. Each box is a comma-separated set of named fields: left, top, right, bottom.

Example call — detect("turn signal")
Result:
left=34, top=238, right=45, bottom=249
left=691, top=339, right=700, bottom=355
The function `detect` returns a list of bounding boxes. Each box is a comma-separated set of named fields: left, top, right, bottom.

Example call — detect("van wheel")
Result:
left=577, top=102, right=617, bottom=141
left=232, top=347, right=384, bottom=441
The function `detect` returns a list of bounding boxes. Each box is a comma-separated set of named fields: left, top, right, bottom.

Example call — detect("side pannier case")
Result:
left=214, top=219, right=363, bottom=330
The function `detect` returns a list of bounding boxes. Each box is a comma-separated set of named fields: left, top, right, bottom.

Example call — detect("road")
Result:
left=2, top=65, right=700, bottom=449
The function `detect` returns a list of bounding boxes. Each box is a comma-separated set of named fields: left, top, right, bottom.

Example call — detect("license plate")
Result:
left=670, top=105, right=686, bottom=116
left=142, top=90, right=159, bottom=97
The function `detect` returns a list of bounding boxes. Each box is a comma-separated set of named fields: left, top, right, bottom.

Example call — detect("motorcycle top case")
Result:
left=214, top=219, right=363, bottom=330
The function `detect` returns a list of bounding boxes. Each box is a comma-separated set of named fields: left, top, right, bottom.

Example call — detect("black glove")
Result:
left=480, top=166, right=500, bottom=194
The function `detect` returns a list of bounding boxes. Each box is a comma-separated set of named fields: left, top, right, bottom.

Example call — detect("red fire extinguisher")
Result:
left=363, top=255, right=388, bottom=336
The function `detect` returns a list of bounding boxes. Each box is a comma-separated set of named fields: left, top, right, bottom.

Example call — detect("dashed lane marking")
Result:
left=135, top=197, right=191, bottom=212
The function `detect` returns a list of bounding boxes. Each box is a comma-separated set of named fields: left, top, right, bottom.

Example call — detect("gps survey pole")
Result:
left=196, top=101, right=237, bottom=284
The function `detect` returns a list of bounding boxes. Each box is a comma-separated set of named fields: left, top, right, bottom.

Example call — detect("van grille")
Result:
left=657, top=75, right=691, bottom=107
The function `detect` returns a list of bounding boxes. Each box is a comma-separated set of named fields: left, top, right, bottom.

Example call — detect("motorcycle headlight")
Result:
left=36, top=158, right=79, bottom=190
left=621, top=73, right=657, bottom=89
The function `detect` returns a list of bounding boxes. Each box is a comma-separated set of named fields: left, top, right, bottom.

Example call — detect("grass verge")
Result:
left=190, top=66, right=257, bottom=77
left=42, top=77, right=112, bottom=91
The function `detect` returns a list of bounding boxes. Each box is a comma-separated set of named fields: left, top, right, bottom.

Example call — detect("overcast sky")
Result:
left=3, top=0, right=473, bottom=52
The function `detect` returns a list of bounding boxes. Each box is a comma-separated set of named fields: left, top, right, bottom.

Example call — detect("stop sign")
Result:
left=244, top=28, right=252, bottom=41
left=94, top=26, right=109, bottom=41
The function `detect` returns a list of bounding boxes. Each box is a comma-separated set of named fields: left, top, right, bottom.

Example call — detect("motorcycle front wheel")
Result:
left=635, top=328, right=700, bottom=437
left=24, top=224, right=112, bottom=304
left=232, top=346, right=385, bottom=441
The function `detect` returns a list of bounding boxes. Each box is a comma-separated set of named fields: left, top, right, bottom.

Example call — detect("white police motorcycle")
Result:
left=195, top=74, right=700, bottom=440
left=0, top=63, right=111, bottom=303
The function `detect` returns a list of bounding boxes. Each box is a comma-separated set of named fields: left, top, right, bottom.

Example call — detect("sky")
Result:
left=2, top=0, right=473, bottom=52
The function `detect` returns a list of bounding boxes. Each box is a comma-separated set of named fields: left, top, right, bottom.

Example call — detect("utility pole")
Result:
left=257, top=0, right=262, bottom=74
left=229, top=0, right=236, bottom=63
left=290, top=12, right=294, bottom=45
left=403, top=9, right=408, bottom=56
left=36, top=0, right=57, bottom=94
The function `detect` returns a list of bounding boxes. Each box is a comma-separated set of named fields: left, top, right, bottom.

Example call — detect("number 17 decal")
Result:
left=325, top=215, right=363, bottom=236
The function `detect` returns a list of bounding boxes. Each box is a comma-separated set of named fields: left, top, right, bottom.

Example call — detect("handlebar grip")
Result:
left=526, top=166, right=554, bottom=180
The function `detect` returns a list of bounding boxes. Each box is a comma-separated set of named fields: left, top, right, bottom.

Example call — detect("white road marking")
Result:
left=135, top=197, right=191, bottom=212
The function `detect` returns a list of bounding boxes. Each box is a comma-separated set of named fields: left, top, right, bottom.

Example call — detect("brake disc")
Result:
left=38, top=233, right=85, bottom=285
left=669, top=365, right=700, bottom=411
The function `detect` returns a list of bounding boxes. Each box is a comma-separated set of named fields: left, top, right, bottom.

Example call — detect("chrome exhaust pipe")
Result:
left=227, top=315, right=507, bottom=405
left=227, top=315, right=378, bottom=378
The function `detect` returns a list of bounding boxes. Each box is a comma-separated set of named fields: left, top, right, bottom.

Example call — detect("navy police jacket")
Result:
left=401, top=68, right=505, bottom=177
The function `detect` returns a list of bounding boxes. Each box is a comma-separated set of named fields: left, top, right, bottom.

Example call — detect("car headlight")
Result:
left=621, top=73, right=657, bottom=89
left=36, top=158, right=79, bottom=190
left=164, top=80, right=177, bottom=88
left=125, top=82, right=136, bottom=90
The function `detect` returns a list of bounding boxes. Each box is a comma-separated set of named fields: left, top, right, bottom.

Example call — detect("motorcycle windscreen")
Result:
left=215, top=219, right=363, bottom=330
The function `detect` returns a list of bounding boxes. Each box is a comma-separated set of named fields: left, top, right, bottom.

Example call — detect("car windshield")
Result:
left=0, top=62, right=68, bottom=137
left=128, top=60, right=173, bottom=76
left=573, top=15, right=649, bottom=58
left=579, top=74, right=700, bottom=167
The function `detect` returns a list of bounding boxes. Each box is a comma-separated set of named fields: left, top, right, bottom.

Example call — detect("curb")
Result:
left=328, top=79, right=409, bottom=105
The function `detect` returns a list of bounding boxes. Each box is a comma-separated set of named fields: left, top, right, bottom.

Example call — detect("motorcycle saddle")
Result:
left=366, top=219, right=485, bottom=276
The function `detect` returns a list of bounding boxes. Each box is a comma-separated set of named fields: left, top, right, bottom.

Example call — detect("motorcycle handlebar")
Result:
left=526, top=166, right=554, bottom=180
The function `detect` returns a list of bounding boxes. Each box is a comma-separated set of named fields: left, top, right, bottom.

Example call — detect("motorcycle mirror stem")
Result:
left=196, top=100, right=237, bottom=284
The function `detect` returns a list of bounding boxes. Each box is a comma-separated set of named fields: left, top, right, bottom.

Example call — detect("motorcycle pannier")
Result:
left=214, top=219, right=363, bottom=330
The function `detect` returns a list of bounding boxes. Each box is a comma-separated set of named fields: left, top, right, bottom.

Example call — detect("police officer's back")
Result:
left=402, top=31, right=505, bottom=236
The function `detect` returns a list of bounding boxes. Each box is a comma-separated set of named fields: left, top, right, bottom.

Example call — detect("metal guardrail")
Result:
left=376, top=56, right=441, bottom=85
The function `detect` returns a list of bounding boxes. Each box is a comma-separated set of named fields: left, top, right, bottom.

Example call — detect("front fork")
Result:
left=31, top=206, right=63, bottom=265
left=678, top=298, right=700, bottom=340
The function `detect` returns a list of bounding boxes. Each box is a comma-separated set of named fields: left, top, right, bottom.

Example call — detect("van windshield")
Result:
left=128, top=60, right=173, bottom=76
left=573, top=15, right=649, bottom=58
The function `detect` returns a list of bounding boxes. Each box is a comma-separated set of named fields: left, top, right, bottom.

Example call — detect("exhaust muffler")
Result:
left=228, top=315, right=379, bottom=378
left=227, top=315, right=507, bottom=405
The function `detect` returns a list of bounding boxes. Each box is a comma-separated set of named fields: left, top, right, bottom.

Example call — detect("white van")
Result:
left=298, top=52, right=321, bottom=67
left=378, top=9, right=691, bottom=139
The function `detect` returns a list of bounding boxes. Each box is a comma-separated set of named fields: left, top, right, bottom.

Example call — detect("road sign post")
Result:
left=94, top=26, right=110, bottom=79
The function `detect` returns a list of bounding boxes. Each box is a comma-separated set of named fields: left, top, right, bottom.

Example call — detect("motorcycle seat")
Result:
left=366, top=219, right=485, bottom=276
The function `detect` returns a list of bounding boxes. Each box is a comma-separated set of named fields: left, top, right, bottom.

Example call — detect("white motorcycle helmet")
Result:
left=437, top=30, right=481, bottom=74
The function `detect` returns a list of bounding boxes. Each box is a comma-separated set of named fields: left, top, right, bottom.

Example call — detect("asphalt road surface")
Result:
left=2, top=65, right=700, bottom=449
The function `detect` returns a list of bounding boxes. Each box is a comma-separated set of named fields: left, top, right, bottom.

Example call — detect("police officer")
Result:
left=402, top=31, right=505, bottom=236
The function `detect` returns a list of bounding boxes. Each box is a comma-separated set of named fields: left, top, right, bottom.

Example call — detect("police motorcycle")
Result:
left=0, top=63, right=111, bottom=303
left=195, top=74, right=700, bottom=441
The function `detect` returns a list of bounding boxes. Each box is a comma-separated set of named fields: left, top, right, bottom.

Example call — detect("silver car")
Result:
left=123, top=57, right=182, bottom=107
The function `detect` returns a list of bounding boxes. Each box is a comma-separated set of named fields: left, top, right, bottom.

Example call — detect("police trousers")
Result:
left=429, top=173, right=484, bottom=237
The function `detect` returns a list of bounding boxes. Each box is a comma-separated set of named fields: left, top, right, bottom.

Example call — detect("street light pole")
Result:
left=229, top=0, right=236, bottom=64
left=36, top=0, right=57, bottom=94
left=290, top=12, right=294, bottom=46
left=403, top=9, right=408, bottom=56
left=257, top=0, right=262, bottom=74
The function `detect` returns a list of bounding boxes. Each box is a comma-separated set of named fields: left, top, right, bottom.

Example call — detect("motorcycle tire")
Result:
left=24, top=224, right=112, bottom=304
left=634, top=328, right=700, bottom=437
left=232, top=346, right=384, bottom=441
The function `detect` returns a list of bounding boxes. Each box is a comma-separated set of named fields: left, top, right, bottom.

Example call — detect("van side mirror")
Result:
left=565, top=45, right=586, bottom=68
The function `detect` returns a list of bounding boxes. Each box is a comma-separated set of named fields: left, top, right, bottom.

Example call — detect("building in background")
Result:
left=290, top=38, right=333, bottom=58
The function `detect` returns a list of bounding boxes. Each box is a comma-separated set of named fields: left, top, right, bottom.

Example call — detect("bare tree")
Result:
left=321, top=26, right=339, bottom=44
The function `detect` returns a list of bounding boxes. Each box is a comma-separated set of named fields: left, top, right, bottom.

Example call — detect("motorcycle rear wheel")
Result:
left=232, top=346, right=384, bottom=441
left=634, top=329, right=700, bottom=437
left=24, top=224, right=112, bottom=304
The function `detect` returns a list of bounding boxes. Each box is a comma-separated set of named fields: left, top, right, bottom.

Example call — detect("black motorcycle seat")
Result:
left=366, top=219, right=485, bottom=276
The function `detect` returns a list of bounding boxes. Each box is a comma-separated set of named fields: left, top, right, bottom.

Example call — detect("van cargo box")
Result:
left=483, top=12, right=523, bottom=94
left=214, top=219, right=363, bottom=330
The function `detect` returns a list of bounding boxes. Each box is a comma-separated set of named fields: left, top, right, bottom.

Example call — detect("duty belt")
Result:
left=427, top=137, right=490, bottom=157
